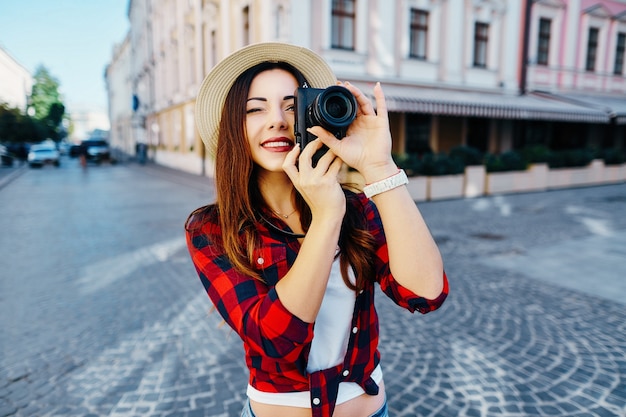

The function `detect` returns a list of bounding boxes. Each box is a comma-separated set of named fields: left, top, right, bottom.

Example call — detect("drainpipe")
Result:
left=519, top=0, right=532, bottom=95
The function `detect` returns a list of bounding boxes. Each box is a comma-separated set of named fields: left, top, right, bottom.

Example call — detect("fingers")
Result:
left=339, top=81, right=388, bottom=119
left=307, top=127, right=340, bottom=150
left=298, top=138, right=321, bottom=171
left=296, top=136, right=342, bottom=177
left=282, top=144, right=300, bottom=177
left=372, top=82, right=388, bottom=118
left=341, top=81, right=375, bottom=116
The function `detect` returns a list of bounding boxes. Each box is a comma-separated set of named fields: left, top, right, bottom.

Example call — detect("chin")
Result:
left=255, top=161, right=287, bottom=174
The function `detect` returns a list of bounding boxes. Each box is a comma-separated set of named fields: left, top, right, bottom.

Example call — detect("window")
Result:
left=242, top=6, right=250, bottom=46
left=467, top=118, right=489, bottom=152
left=409, top=9, right=428, bottom=59
left=202, top=25, right=217, bottom=76
left=615, top=32, right=626, bottom=75
left=405, top=114, right=431, bottom=156
left=586, top=27, right=599, bottom=71
left=473, top=22, right=489, bottom=68
left=537, top=18, right=551, bottom=66
left=276, top=5, right=286, bottom=39
left=189, top=44, right=196, bottom=84
left=332, top=0, right=355, bottom=50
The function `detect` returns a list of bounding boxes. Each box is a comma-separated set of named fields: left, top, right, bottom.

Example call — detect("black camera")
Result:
left=294, top=85, right=357, bottom=165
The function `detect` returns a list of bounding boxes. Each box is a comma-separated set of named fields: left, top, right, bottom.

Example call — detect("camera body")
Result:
left=294, top=85, right=357, bottom=165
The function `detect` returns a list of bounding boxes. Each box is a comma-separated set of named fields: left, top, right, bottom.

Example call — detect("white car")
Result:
left=28, top=143, right=61, bottom=168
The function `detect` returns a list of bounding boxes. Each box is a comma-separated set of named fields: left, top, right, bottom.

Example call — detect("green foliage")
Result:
left=392, top=153, right=422, bottom=176
left=548, top=148, right=594, bottom=168
left=395, top=144, right=625, bottom=177
left=0, top=103, right=47, bottom=143
left=485, top=151, right=527, bottom=173
left=395, top=146, right=483, bottom=177
left=29, top=65, right=66, bottom=140
left=420, top=152, right=465, bottom=176
left=521, top=145, right=551, bottom=164
left=596, top=148, right=625, bottom=166
left=449, top=146, right=484, bottom=167
left=31, top=66, right=63, bottom=120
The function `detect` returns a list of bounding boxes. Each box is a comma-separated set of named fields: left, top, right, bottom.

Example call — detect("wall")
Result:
left=0, top=46, right=32, bottom=111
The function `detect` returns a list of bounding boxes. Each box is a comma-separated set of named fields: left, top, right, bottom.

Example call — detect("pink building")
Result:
left=525, top=0, right=626, bottom=148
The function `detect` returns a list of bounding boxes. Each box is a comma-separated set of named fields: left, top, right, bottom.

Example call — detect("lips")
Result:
left=261, top=137, right=294, bottom=151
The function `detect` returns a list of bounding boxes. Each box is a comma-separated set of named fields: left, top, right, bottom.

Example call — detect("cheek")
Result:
left=244, top=118, right=255, bottom=140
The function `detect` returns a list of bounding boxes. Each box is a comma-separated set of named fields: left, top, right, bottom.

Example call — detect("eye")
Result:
left=246, top=107, right=262, bottom=114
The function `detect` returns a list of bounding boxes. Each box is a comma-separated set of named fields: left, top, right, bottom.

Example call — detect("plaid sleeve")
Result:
left=185, top=210, right=313, bottom=360
left=355, top=193, right=449, bottom=314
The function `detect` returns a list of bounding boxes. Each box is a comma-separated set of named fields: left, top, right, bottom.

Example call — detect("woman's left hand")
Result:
left=307, top=82, right=397, bottom=183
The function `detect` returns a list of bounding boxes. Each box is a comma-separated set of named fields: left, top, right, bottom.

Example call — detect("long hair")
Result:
left=194, top=62, right=377, bottom=291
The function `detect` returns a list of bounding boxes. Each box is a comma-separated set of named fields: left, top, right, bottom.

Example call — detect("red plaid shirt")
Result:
left=185, top=192, right=448, bottom=417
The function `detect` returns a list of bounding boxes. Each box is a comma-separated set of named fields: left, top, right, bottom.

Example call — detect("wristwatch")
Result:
left=363, top=169, right=409, bottom=199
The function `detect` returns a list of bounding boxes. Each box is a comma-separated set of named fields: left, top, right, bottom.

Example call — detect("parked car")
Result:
left=1, top=142, right=29, bottom=165
left=28, top=143, right=60, bottom=168
left=58, top=141, right=71, bottom=155
left=81, top=139, right=111, bottom=163
left=69, top=144, right=82, bottom=158
left=0, top=144, right=13, bottom=166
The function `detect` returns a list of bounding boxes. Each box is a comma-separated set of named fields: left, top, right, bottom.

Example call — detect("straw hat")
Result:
left=195, top=42, right=337, bottom=157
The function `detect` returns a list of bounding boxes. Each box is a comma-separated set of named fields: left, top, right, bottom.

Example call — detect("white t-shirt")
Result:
left=247, top=257, right=383, bottom=407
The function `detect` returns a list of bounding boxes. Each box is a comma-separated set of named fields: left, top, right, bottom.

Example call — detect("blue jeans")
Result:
left=241, top=398, right=389, bottom=417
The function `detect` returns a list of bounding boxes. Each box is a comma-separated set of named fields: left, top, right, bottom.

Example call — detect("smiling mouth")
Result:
left=262, top=139, right=294, bottom=149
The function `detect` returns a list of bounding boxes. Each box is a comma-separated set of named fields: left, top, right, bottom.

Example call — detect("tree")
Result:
left=0, top=103, right=46, bottom=143
left=30, top=65, right=66, bottom=141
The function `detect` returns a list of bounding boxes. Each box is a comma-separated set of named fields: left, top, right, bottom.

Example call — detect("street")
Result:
left=1, top=158, right=625, bottom=417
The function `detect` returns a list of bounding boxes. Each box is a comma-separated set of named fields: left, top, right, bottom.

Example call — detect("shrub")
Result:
left=420, top=153, right=465, bottom=176
left=548, top=148, right=594, bottom=168
left=485, top=151, right=527, bottom=173
left=521, top=145, right=552, bottom=164
left=449, top=146, right=484, bottom=167
left=392, top=153, right=422, bottom=176
left=598, top=148, right=626, bottom=166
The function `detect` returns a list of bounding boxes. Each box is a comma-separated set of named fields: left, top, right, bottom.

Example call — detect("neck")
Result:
left=257, top=171, right=297, bottom=216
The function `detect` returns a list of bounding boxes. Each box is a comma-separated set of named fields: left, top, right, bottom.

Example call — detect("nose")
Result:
left=268, top=107, right=288, bottom=130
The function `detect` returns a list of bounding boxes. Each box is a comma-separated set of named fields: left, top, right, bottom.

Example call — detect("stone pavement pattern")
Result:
left=0, top=159, right=625, bottom=417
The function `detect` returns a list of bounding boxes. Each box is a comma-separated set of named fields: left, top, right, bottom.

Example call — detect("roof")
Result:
left=535, top=92, right=626, bottom=124
left=350, top=82, right=613, bottom=124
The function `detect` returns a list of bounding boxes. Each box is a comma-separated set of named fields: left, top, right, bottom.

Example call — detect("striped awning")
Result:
left=535, top=92, right=626, bottom=125
left=351, top=82, right=612, bottom=124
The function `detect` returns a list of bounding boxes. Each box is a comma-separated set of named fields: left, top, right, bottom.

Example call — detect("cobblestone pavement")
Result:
left=1, top=158, right=625, bottom=417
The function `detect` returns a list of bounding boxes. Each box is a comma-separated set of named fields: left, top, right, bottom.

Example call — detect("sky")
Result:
left=0, top=0, right=130, bottom=114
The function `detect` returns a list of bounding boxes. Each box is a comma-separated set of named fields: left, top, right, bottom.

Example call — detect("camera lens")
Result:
left=325, top=94, right=350, bottom=119
left=310, top=86, right=357, bottom=132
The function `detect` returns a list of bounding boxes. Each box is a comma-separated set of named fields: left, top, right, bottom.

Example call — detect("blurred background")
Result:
left=1, top=0, right=625, bottom=186
left=1, top=2, right=626, bottom=417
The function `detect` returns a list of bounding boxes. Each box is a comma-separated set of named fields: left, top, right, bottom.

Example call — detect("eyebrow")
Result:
left=247, top=95, right=296, bottom=102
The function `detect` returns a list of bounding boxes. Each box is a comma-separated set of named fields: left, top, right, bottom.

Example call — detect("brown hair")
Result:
left=189, top=62, right=377, bottom=291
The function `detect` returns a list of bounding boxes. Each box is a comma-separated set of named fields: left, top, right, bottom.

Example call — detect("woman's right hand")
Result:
left=278, top=140, right=346, bottom=323
left=283, top=139, right=346, bottom=221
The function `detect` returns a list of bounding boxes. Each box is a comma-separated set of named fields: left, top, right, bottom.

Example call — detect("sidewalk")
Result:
left=0, top=164, right=27, bottom=190
left=483, top=230, right=626, bottom=305
left=1, top=162, right=624, bottom=417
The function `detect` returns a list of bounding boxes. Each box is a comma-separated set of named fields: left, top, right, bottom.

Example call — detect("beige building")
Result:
left=108, top=0, right=622, bottom=177
left=105, top=34, right=134, bottom=156
left=0, top=45, right=32, bottom=111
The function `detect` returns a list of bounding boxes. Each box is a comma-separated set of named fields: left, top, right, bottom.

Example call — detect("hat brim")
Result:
left=195, top=42, right=337, bottom=157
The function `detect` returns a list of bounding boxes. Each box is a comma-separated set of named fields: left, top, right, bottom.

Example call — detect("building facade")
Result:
left=525, top=0, right=626, bottom=150
left=106, top=0, right=626, bottom=177
left=0, top=45, right=33, bottom=111
left=105, top=34, right=134, bottom=157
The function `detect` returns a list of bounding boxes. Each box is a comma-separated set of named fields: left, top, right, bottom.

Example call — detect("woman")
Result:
left=185, top=43, right=448, bottom=417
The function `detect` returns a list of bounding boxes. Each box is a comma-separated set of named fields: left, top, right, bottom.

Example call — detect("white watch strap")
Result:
left=363, top=169, right=409, bottom=198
